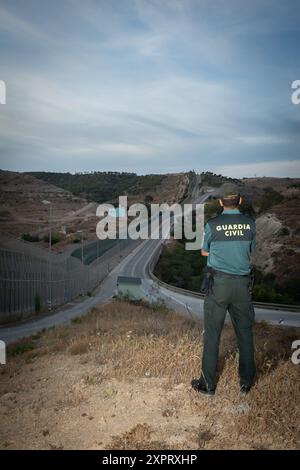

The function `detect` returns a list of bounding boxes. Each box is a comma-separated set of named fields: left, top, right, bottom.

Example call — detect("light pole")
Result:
left=42, top=200, right=52, bottom=310
left=77, top=230, right=85, bottom=295
left=96, top=238, right=100, bottom=283
left=77, top=230, right=84, bottom=264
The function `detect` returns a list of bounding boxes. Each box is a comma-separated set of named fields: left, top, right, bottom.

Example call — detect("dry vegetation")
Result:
left=0, top=170, right=96, bottom=249
left=0, top=300, right=299, bottom=450
left=123, top=172, right=192, bottom=207
left=0, top=170, right=192, bottom=253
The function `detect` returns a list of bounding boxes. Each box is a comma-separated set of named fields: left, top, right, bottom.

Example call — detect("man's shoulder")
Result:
left=206, top=214, right=221, bottom=229
left=206, top=214, right=222, bottom=224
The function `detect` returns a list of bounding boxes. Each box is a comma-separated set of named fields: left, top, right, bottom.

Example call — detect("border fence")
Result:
left=0, top=234, right=140, bottom=323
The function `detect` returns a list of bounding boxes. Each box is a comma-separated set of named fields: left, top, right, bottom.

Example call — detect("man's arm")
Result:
left=201, top=223, right=211, bottom=256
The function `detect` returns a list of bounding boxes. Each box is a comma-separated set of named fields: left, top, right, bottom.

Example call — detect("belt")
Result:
left=208, top=267, right=250, bottom=279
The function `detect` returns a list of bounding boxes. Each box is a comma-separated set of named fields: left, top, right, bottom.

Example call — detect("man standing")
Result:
left=191, top=183, right=256, bottom=395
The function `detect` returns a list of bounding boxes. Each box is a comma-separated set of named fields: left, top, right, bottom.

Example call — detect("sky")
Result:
left=0, top=0, right=299, bottom=177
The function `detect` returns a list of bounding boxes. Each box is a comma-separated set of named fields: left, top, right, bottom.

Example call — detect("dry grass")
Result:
left=1, top=299, right=299, bottom=450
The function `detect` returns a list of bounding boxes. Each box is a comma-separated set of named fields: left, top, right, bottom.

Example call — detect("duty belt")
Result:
left=200, top=266, right=255, bottom=295
left=210, top=268, right=250, bottom=279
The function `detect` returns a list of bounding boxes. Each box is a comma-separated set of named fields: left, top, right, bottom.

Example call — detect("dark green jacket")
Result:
left=202, top=209, right=256, bottom=275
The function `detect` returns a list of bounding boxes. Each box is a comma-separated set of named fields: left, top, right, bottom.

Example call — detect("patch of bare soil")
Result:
left=0, top=300, right=299, bottom=450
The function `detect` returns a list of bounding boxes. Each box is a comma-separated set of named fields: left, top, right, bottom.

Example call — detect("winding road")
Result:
left=1, top=188, right=299, bottom=345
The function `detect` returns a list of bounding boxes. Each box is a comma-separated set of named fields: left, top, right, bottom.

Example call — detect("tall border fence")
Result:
left=0, top=235, right=141, bottom=323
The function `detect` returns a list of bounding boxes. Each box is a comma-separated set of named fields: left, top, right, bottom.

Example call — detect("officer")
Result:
left=191, top=182, right=256, bottom=395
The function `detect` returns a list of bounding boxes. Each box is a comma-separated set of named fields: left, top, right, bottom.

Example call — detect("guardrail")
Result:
left=148, top=243, right=300, bottom=313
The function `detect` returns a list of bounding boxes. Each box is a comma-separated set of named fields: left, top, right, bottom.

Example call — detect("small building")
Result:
left=116, top=276, right=142, bottom=300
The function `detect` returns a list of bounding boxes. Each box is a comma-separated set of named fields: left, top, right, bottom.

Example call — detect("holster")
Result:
left=200, top=266, right=215, bottom=295
left=248, top=267, right=255, bottom=295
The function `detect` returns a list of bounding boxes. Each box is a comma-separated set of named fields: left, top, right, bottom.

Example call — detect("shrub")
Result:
left=255, top=188, right=284, bottom=213
left=279, top=227, right=290, bottom=236
left=43, top=233, right=61, bottom=245
left=9, top=342, right=35, bottom=356
left=34, top=294, right=42, bottom=314
left=21, top=233, right=39, bottom=242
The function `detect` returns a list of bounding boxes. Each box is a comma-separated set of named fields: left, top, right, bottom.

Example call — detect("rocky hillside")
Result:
left=0, top=169, right=194, bottom=253
left=244, top=178, right=300, bottom=282
left=0, top=170, right=93, bottom=239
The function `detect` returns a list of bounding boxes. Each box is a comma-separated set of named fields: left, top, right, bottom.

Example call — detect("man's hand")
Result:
left=201, top=249, right=209, bottom=257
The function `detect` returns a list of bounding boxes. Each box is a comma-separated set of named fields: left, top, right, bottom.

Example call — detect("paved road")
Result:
left=1, top=188, right=299, bottom=344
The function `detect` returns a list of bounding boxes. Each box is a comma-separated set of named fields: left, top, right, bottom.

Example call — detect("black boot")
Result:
left=191, top=378, right=215, bottom=396
left=240, top=384, right=251, bottom=394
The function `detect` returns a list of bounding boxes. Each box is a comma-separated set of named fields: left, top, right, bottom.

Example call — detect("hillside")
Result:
left=27, top=171, right=145, bottom=204
left=0, top=299, right=299, bottom=450
left=0, top=170, right=99, bottom=251
left=28, top=171, right=193, bottom=206
left=0, top=170, right=193, bottom=253
left=245, top=177, right=300, bottom=302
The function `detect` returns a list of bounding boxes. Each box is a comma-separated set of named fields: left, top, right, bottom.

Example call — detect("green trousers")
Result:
left=200, top=274, right=256, bottom=390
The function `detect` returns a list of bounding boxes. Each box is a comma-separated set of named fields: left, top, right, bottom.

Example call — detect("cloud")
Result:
left=238, top=135, right=288, bottom=145
left=0, top=4, right=48, bottom=41
left=0, top=0, right=299, bottom=176
left=212, top=159, right=300, bottom=178
left=50, top=142, right=155, bottom=157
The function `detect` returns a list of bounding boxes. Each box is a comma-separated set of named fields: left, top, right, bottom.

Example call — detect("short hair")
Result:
left=221, top=194, right=240, bottom=207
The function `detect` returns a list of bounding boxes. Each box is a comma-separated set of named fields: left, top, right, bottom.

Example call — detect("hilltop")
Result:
left=0, top=299, right=299, bottom=450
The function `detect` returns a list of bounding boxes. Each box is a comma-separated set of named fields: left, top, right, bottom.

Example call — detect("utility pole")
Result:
left=77, top=230, right=85, bottom=294
left=76, top=230, right=84, bottom=264
left=96, top=238, right=100, bottom=283
left=42, top=200, right=52, bottom=310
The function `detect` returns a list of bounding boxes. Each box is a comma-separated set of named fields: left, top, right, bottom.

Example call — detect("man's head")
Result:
left=218, top=182, right=242, bottom=209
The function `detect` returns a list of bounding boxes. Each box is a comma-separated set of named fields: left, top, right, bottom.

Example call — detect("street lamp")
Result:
left=77, top=230, right=85, bottom=295
left=42, top=200, right=52, bottom=310
left=76, top=230, right=84, bottom=265
left=96, top=238, right=100, bottom=283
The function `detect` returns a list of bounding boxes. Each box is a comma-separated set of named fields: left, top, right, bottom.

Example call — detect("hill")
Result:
left=27, top=171, right=193, bottom=205
left=244, top=177, right=300, bottom=302
left=0, top=170, right=101, bottom=253
left=0, top=170, right=193, bottom=253
left=0, top=299, right=298, bottom=450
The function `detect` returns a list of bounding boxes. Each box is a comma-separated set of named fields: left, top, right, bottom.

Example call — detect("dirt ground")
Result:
left=0, top=300, right=299, bottom=450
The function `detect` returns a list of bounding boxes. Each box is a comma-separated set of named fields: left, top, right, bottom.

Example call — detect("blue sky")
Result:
left=0, top=0, right=299, bottom=177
